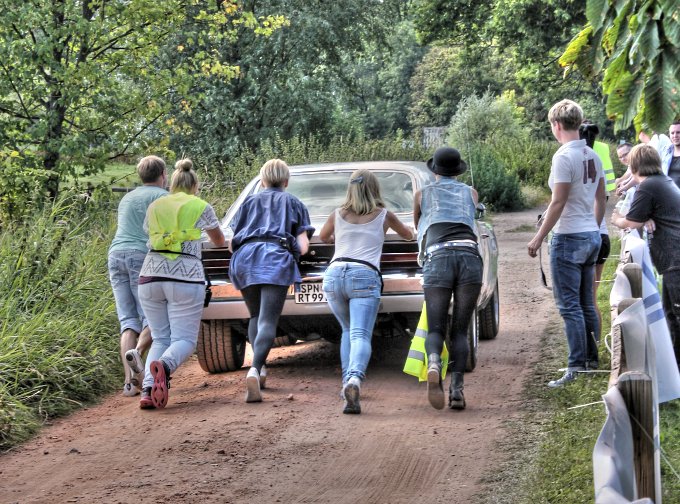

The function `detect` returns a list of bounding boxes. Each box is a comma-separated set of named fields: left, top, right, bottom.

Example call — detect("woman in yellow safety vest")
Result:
left=137, top=159, right=226, bottom=409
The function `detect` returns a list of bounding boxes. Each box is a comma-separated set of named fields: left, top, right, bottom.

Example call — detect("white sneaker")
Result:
left=260, top=364, right=267, bottom=389
left=122, top=382, right=140, bottom=397
left=245, top=367, right=262, bottom=403
left=343, top=376, right=361, bottom=414
left=125, top=349, right=144, bottom=374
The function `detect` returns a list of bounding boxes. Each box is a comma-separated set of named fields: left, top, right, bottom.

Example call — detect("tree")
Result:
left=0, top=0, right=279, bottom=198
left=559, top=0, right=680, bottom=132
left=166, top=0, right=410, bottom=163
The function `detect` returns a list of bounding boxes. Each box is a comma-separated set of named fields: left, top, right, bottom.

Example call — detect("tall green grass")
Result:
left=0, top=195, right=120, bottom=449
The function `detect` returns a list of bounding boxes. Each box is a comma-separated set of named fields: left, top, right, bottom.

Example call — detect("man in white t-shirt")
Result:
left=527, top=99, right=606, bottom=387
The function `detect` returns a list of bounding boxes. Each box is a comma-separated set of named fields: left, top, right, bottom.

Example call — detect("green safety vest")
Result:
left=147, top=192, right=208, bottom=260
left=593, top=141, right=616, bottom=193
left=403, top=302, right=449, bottom=381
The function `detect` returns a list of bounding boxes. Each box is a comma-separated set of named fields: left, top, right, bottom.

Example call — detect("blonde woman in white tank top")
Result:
left=320, top=169, right=415, bottom=414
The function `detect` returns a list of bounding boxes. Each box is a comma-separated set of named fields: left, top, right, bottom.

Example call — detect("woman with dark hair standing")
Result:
left=414, top=147, right=482, bottom=410
left=229, top=159, right=314, bottom=403
left=138, top=159, right=226, bottom=409
left=320, top=169, right=415, bottom=414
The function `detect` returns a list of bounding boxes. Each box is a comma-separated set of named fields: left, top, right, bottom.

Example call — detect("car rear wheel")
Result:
left=197, top=320, right=246, bottom=373
left=479, top=280, right=499, bottom=340
left=466, top=311, right=479, bottom=372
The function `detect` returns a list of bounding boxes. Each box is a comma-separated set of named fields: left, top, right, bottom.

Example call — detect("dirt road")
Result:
left=0, top=208, right=557, bottom=504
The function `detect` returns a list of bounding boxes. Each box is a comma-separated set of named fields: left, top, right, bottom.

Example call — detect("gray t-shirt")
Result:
left=626, top=174, right=680, bottom=273
left=667, top=156, right=680, bottom=188
left=549, top=139, right=603, bottom=234
left=109, top=185, right=168, bottom=254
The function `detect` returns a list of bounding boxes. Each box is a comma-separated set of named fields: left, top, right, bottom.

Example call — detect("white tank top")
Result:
left=330, top=208, right=387, bottom=270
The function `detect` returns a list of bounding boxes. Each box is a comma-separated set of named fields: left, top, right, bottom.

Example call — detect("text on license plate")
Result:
left=294, top=282, right=327, bottom=304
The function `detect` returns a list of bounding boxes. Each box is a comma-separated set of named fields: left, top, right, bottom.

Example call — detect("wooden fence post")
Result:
left=609, top=298, right=638, bottom=389
left=616, top=371, right=656, bottom=502
left=621, top=263, right=643, bottom=299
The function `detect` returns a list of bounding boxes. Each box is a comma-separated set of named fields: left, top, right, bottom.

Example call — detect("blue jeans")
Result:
left=550, top=232, right=601, bottom=370
left=323, top=264, right=381, bottom=382
left=108, top=250, right=147, bottom=334
left=139, top=281, right=205, bottom=388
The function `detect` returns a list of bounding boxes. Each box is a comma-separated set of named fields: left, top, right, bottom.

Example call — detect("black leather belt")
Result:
left=425, top=240, right=478, bottom=256
left=238, top=236, right=291, bottom=251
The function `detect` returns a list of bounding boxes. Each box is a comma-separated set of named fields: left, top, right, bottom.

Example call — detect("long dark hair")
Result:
left=579, top=123, right=599, bottom=148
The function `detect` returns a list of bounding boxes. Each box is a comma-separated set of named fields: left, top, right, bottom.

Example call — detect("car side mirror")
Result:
left=475, top=203, right=486, bottom=220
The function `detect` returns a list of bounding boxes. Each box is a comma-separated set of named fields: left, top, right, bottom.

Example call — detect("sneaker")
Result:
left=125, top=349, right=144, bottom=374
left=260, top=364, right=267, bottom=389
left=426, top=354, right=445, bottom=410
left=343, top=377, right=361, bottom=414
left=245, top=367, right=262, bottom=403
left=547, top=369, right=581, bottom=388
left=139, top=387, right=154, bottom=409
left=122, top=382, right=140, bottom=397
left=150, top=360, right=170, bottom=408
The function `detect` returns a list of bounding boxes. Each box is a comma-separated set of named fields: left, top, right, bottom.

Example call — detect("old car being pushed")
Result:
left=199, top=161, right=499, bottom=374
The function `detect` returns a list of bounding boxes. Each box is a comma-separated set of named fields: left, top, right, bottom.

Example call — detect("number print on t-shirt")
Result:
left=582, top=158, right=597, bottom=184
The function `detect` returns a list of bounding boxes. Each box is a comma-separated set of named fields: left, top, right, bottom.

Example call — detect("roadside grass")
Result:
left=479, top=236, right=680, bottom=503
left=66, top=162, right=139, bottom=188
left=0, top=195, right=120, bottom=449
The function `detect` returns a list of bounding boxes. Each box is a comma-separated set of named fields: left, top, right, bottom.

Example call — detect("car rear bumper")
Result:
left=202, top=275, right=425, bottom=320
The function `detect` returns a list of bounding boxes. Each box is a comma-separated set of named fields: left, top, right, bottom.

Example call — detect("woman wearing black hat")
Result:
left=413, top=146, right=482, bottom=410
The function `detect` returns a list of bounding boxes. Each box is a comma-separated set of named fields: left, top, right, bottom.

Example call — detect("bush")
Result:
left=491, top=137, right=556, bottom=186
left=447, top=91, right=526, bottom=148
left=0, top=150, right=53, bottom=226
left=458, top=143, right=525, bottom=211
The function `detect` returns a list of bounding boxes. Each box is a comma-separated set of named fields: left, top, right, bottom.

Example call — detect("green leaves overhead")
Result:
left=561, top=0, right=680, bottom=131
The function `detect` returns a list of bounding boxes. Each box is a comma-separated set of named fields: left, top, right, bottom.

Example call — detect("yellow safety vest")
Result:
left=147, top=192, right=208, bottom=260
left=403, top=302, right=449, bottom=381
left=593, top=141, right=616, bottom=193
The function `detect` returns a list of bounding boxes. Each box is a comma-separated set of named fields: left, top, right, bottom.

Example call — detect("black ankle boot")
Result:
left=449, top=372, right=465, bottom=410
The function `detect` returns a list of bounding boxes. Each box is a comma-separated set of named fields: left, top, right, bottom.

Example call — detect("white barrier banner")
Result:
left=610, top=269, right=633, bottom=308
left=622, top=234, right=680, bottom=403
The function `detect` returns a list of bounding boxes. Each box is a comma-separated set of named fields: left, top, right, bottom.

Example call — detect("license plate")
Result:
left=294, top=282, right=327, bottom=304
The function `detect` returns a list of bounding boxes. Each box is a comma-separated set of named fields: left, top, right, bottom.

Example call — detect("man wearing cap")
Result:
left=527, top=99, right=606, bottom=388
left=413, top=146, right=482, bottom=410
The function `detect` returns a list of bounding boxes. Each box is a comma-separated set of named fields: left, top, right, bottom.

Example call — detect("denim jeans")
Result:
left=108, top=250, right=147, bottom=334
left=323, top=263, right=381, bottom=382
left=139, top=281, right=205, bottom=388
left=550, top=232, right=601, bottom=370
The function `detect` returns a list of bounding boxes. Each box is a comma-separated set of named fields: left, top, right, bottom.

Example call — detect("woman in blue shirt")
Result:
left=229, top=159, right=314, bottom=403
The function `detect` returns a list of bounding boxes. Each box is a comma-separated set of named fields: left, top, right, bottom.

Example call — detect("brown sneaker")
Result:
left=427, top=353, right=445, bottom=410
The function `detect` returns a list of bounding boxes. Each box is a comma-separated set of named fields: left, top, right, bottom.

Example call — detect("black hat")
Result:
left=426, top=147, right=468, bottom=177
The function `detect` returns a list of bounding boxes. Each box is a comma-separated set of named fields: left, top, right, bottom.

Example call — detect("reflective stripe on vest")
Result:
left=594, top=141, right=616, bottom=193
left=403, top=303, right=449, bottom=381
left=148, top=192, right=208, bottom=260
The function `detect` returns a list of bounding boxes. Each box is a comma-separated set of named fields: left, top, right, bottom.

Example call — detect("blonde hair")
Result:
left=137, top=155, right=166, bottom=183
left=170, top=158, right=199, bottom=194
left=260, top=159, right=289, bottom=188
left=548, top=99, right=583, bottom=131
left=341, top=169, right=384, bottom=215
left=629, top=144, right=663, bottom=176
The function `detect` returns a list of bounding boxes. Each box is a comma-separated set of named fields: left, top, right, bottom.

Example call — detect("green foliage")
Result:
left=408, top=46, right=515, bottom=129
left=561, top=0, right=680, bottom=132
left=0, top=194, right=119, bottom=448
left=458, top=144, right=525, bottom=212
left=166, top=0, right=410, bottom=163
left=0, top=150, right=52, bottom=225
left=491, top=137, right=557, bottom=186
left=447, top=91, right=527, bottom=147
left=0, top=1, right=278, bottom=197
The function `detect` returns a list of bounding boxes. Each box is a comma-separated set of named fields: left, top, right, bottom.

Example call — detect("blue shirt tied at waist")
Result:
left=229, top=187, right=314, bottom=290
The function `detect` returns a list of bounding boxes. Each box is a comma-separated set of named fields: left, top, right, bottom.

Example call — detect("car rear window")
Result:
left=257, top=171, right=414, bottom=216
